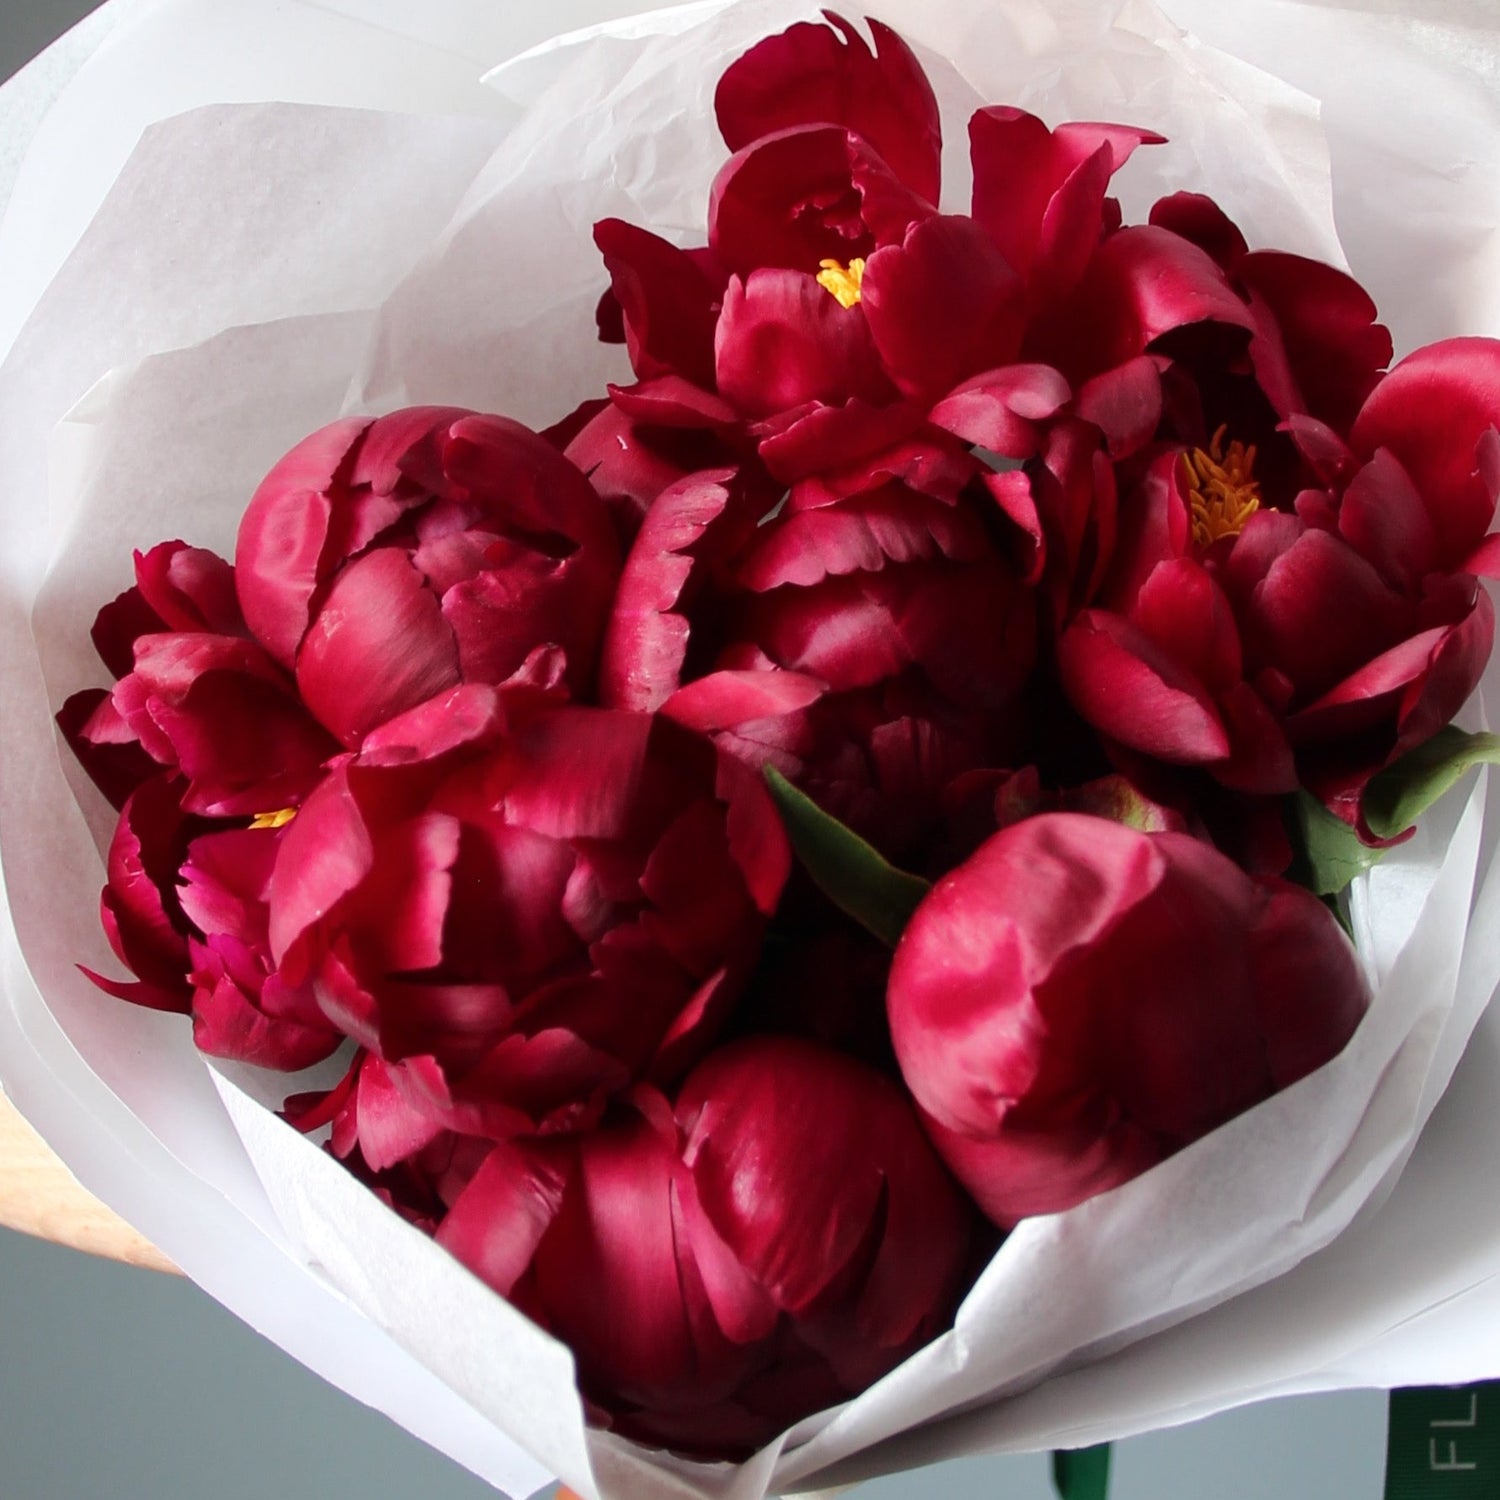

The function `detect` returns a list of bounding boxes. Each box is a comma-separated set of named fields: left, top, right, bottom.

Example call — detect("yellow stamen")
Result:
left=1182, top=425, right=1261, bottom=547
left=249, top=807, right=298, bottom=831
left=816, top=257, right=866, bottom=309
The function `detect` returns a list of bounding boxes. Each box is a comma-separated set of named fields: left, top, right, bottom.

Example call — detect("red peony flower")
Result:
left=887, top=812, right=1369, bottom=1226
left=81, top=772, right=342, bottom=1070
left=236, top=407, right=620, bottom=747
left=58, top=539, right=340, bottom=817
left=1059, top=337, right=1500, bottom=833
left=598, top=466, right=1037, bottom=860
left=266, top=689, right=788, bottom=1138
left=436, top=1036, right=975, bottom=1456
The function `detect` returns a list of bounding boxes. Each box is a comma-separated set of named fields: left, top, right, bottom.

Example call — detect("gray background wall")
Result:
left=0, top=2, right=1389, bottom=1496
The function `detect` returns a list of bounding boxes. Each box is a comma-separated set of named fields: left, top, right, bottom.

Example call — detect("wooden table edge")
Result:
left=0, top=1088, right=178, bottom=1273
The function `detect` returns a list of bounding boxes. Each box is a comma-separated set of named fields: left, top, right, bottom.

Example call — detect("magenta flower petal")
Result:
left=594, top=218, right=724, bottom=388
left=1237, top=250, right=1391, bottom=431
left=1350, top=337, right=1500, bottom=568
left=1058, top=610, right=1233, bottom=763
left=928, top=363, right=1072, bottom=457
left=715, top=268, right=893, bottom=418
left=735, top=483, right=990, bottom=590
left=600, top=470, right=747, bottom=713
left=970, top=108, right=1160, bottom=302
left=134, top=541, right=245, bottom=636
left=709, top=125, right=930, bottom=278
left=860, top=215, right=1026, bottom=401
left=295, top=547, right=461, bottom=748
left=236, top=417, right=367, bottom=664
left=678, top=1037, right=971, bottom=1333
left=715, top=15, right=942, bottom=204
left=437, top=1137, right=569, bottom=1298
left=1337, top=448, right=1438, bottom=592
left=269, top=770, right=375, bottom=968
left=95, top=775, right=194, bottom=1007
left=889, top=814, right=1368, bottom=1225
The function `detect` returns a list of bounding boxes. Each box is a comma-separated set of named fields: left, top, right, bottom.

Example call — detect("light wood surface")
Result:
left=0, top=1088, right=177, bottom=1273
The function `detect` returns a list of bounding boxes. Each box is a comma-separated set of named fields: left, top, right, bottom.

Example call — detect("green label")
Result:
left=1386, top=1384, right=1500, bottom=1499
left=1052, top=1443, right=1111, bottom=1500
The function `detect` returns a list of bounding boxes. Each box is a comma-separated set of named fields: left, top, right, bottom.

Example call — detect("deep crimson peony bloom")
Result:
left=598, top=466, right=1037, bottom=860
left=1059, top=338, right=1500, bottom=832
left=887, top=812, right=1369, bottom=1226
left=236, top=407, right=620, bottom=747
left=436, top=1036, right=975, bottom=1455
left=57, top=540, right=346, bottom=1067
left=79, top=772, right=342, bottom=1070
left=267, top=689, right=788, bottom=1137
left=59, top=538, right=340, bottom=818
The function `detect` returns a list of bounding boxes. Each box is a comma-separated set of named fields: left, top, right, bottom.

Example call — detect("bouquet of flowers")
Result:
left=4, top=1, right=1500, bottom=1496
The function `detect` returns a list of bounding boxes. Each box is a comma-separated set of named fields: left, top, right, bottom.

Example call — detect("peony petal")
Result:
left=1236, top=251, right=1391, bottom=432
left=734, top=482, right=990, bottom=591
left=757, top=398, right=926, bottom=485
left=236, top=419, right=365, bottom=665
left=1040, top=225, right=1254, bottom=383
left=600, top=470, right=745, bottom=713
left=1147, top=191, right=1248, bottom=268
left=1250, top=883, right=1370, bottom=1087
left=928, top=363, right=1072, bottom=457
left=1351, top=337, right=1500, bottom=568
left=268, top=770, right=375, bottom=968
left=709, top=125, right=929, bottom=279
left=1132, top=557, right=1242, bottom=694
left=438, top=1137, right=569, bottom=1299
left=860, top=215, right=1025, bottom=401
left=97, top=775, right=194, bottom=1004
left=296, top=546, right=461, bottom=748
left=679, top=1040, right=889, bottom=1315
left=714, top=15, right=941, bottom=204
left=134, top=540, right=245, bottom=636
left=594, top=218, right=722, bottom=388
left=715, top=268, right=893, bottom=419
left=1076, top=355, right=1164, bottom=459
left=1058, top=610, right=1232, bottom=763
left=1241, top=525, right=1411, bottom=702
left=1337, top=448, right=1438, bottom=591
left=970, top=109, right=1161, bottom=300
left=55, top=689, right=158, bottom=810
left=661, top=669, right=827, bottom=732
left=190, top=951, right=339, bottom=1072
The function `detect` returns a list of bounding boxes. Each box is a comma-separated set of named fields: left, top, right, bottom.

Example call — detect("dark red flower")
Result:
left=80, top=772, right=342, bottom=1070
left=599, top=467, right=1037, bottom=859
left=266, top=692, right=788, bottom=1136
left=236, top=407, right=620, bottom=747
left=437, top=1036, right=974, bottom=1456
left=887, top=812, right=1369, bottom=1225
left=1057, top=329, right=1500, bottom=830
left=970, top=108, right=1163, bottom=313
left=59, top=540, right=342, bottom=819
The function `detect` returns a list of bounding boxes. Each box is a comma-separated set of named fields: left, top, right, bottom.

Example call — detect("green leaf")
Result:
left=1287, top=791, right=1386, bottom=897
left=1363, top=725, right=1500, bottom=840
left=763, top=767, right=930, bottom=948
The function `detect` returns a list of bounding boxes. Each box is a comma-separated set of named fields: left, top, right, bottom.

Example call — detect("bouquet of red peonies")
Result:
left=5, top=1, right=1500, bottom=1496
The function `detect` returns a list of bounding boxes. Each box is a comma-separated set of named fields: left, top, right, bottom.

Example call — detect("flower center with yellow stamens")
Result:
left=1182, top=425, right=1261, bottom=547
left=816, top=257, right=866, bottom=309
left=249, top=807, right=298, bottom=831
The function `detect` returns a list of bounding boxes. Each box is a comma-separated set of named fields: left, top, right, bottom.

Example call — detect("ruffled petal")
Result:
left=715, top=15, right=942, bottom=203
left=860, top=215, right=1025, bottom=401
left=1350, top=337, right=1500, bottom=567
left=715, top=268, right=893, bottom=419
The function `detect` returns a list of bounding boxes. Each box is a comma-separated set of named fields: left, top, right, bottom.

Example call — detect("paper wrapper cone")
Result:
left=2, top=3, right=1499, bottom=1498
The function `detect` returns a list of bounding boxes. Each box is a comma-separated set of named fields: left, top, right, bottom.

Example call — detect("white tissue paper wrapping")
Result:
left=1, top=2, right=1498, bottom=1497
